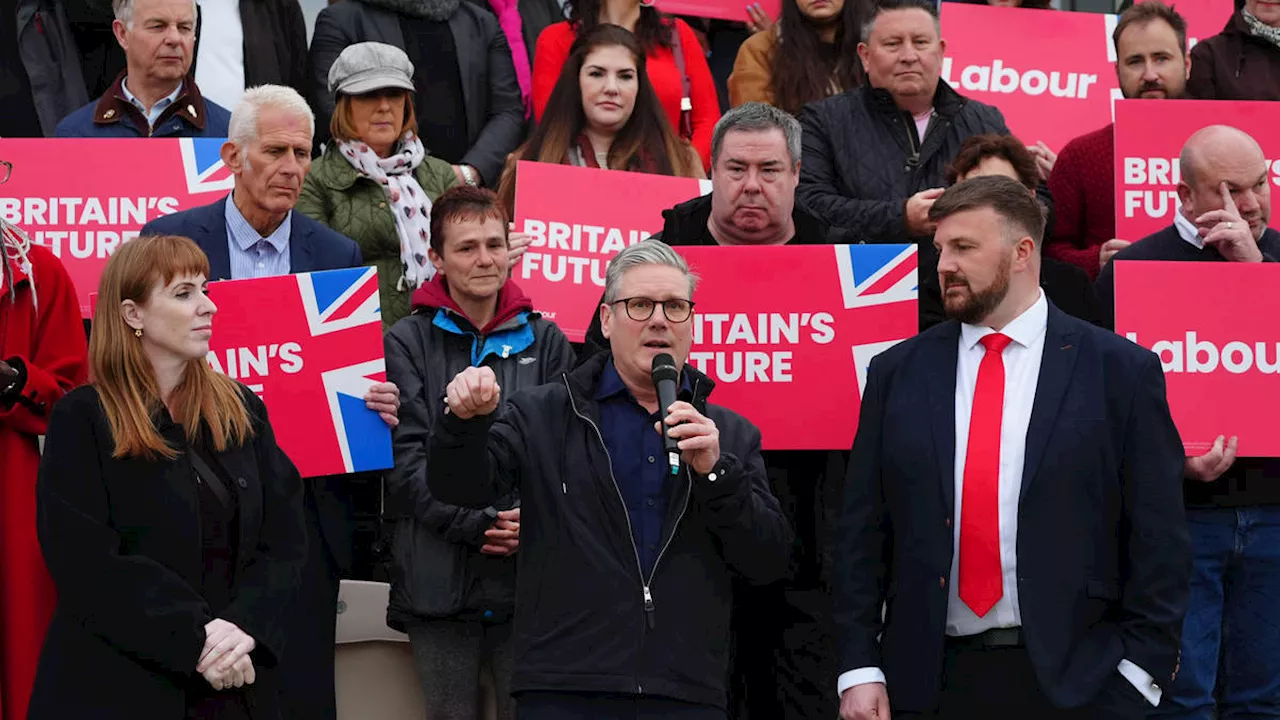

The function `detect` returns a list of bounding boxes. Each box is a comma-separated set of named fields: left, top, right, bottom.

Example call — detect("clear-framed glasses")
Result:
left=0, top=161, right=11, bottom=185
left=610, top=296, right=696, bottom=323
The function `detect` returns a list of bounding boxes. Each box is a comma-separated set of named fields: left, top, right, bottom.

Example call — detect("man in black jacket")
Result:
left=797, top=0, right=1008, bottom=329
left=429, top=239, right=792, bottom=719
left=637, top=103, right=846, bottom=720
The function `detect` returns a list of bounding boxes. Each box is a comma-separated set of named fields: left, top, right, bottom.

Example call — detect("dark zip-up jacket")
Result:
left=383, top=278, right=574, bottom=628
left=797, top=80, right=1008, bottom=327
left=426, top=350, right=792, bottom=708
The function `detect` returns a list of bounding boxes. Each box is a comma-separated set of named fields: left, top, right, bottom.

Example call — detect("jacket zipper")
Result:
left=563, top=376, right=694, bottom=691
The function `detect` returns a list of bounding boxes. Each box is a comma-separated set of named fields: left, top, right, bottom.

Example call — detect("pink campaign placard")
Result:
left=677, top=245, right=918, bottom=450
left=205, top=267, right=393, bottom=477
left=512, top=161, right=709, bottom=342
left=655, top=0, right=780, bottom=23
left=1114, top=261, right=1280, bottom=457
left=939, top=3, right=1119, bottom=153
left=0, top=138, right=234, bottom=317
left=1113, top=99, right=1280, bottom=242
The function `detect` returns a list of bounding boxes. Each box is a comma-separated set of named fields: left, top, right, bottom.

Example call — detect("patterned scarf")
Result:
left=337, top=133, right=436, bottom=291
left=1242, top=9, right=1280, bottom=50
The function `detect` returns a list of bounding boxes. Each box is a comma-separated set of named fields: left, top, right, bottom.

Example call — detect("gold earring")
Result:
left=134, top=328, right=142, bottom=338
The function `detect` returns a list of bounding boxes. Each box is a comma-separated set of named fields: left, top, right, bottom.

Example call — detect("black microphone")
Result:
left=651, top=353, right=681, bottom=476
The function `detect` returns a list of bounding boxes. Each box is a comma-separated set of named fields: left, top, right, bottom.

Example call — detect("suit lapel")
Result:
left=1019, top=304, right=1082, bottom=502
left=289, top=213, right=313, bottom=274
left=926, top=323, right=961, bottom=514
left=203, top=196, right=234, bottom=281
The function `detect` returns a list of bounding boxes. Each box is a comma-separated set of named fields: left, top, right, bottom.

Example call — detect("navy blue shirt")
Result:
left=596, top=358, right=692, bottom=577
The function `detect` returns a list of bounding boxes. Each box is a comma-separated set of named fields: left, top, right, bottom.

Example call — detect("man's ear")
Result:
left=221, top=141, right=243, bottom=174
left=599, top=303, right=613, bottom=340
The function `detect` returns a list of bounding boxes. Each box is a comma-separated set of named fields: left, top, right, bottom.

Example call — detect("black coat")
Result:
left=833, top=303, right=1189, bottom=712
left=797, top=80, right=1009, bottom=327
left=308, top=0, right=525, bottom=186
left=383, top=304, right=575, bottom=628
left=29, top=385, right=308, bottom=720
left=426, top=351, right=793, bottom=709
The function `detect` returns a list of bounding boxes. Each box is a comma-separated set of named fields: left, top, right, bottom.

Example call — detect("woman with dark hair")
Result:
left=530, top=0, right=720, bottom=169
left=498, top=24, right=705, bottom=213
left=29, top=234, right=307, bottom=719
left=945, top=133, right=1103, bottom=326
left=729, top=0, right=867, bottom=114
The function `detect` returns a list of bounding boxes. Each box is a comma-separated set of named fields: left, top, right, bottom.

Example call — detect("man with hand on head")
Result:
left=429, top=239, right=791, bottom=719
left=1096, top=124, right=1280, bottom=720
left=141, top=84, right=401, bottom=720
left=834, top=176, right=1189, bottom=719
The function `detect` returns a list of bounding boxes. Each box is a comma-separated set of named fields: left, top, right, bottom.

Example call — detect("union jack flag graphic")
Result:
left=832, top=244, right=919, bottom=396
left=179, top=138, right=235, bottom=195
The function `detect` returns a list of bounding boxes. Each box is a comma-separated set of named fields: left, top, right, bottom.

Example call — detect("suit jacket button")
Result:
left=939, top=576, right=946, bottom=588
left=946, top=517, right=952, bottom=528
left=237, top=477, right=248, bottom=489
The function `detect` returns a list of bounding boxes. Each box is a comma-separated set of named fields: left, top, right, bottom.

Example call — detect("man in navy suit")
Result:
left=833, top=176, right=1190, bottom=720
left=141, top=84, right=400, bottom=720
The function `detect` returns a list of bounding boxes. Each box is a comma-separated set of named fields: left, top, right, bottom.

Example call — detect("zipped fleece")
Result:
left=426, top=350, right=793, bottom=708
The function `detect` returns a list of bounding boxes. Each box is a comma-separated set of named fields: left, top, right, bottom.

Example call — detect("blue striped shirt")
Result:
left=225, top=193, right=292, bottom=279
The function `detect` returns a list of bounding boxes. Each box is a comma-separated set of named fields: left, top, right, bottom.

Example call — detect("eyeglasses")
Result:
left=0, top=161, right=11, bottom=185
left=610, top=297, right=696, bottom=323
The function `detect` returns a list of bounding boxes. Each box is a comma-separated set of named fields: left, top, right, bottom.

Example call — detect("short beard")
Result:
left=942, top=255, right=1012, bottom=325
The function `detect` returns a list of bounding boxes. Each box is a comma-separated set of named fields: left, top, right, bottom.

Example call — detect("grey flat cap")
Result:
left=328, top=42, right=416, bottom=96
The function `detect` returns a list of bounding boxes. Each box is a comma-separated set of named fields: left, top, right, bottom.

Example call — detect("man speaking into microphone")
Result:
left=428, top=239, right=791, bottom=719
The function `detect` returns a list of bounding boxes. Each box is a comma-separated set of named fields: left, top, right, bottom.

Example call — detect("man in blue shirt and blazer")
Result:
left=834, top=176, right=1190, bottom=720
left=141, top=84, right=399, bottom=720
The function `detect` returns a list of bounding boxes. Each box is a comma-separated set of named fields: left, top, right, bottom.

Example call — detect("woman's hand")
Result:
left=197, top=619, right=256, bottom=688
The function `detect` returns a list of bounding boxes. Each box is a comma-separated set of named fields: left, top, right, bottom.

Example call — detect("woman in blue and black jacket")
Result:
left=382, top=185, right=574, bottom=720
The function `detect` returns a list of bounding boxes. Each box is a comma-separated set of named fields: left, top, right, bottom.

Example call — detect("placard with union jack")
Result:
left=0, top=137, right=234, bottom=317
left=205, top=267, right=393, bottom=477
left=678, top=245, right=918, bottom=450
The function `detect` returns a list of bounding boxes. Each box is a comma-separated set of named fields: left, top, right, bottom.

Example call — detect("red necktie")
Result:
left=959, top=332, right=1012, bottom=617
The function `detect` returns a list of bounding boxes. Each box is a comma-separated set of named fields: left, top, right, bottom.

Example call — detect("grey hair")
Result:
left=113, top=0, right=197, bottom=30
left=603, top=239, right=699, bottom=304
left=859, top=0, right=941, bottom=44
left=227, top=85, right=316, bottom=149
left=710, top=102, right=802, bottom=168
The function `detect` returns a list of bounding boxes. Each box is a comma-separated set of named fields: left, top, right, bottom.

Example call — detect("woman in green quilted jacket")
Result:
left=297, top=42, right=461, bottom=329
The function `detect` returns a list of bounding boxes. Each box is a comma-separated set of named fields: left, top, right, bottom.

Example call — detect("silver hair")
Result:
left=710, top=102, right=802, bottom=168
left=227, top=85, right=316, bottom=149
left=113, top=0, right=197, bottom=30
left=603, top=239, right=698, bottom=304
left=859, top=0, right=941, bottom=44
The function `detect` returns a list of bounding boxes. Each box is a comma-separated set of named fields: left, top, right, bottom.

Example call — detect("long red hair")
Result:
left=90, top=234, right=254, bottom=459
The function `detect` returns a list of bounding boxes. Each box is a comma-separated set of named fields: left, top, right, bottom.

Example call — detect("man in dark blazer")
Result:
left=833, top=176, right=1190, bottom=720
left=141, top=84, right=401, bottom=720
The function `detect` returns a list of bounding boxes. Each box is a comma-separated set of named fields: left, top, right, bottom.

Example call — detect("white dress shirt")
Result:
left=838, top=290, right=1162, bottom=707
left=195, top=0, right=246, bottom=111
left=1174, top=210, right=1205, bottom=250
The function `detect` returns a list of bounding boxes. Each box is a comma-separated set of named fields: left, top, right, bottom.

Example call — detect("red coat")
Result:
left=0, top=242, right=87, bottom=720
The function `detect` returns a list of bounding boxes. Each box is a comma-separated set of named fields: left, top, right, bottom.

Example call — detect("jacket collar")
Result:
left=310, top=148, right=366, bottom=192
left=566, top=350, right=715, bottom=411
left=659, top=191, right=842, bottom=245
left=864, top=78, right=967, bottom=119
left=93, top=71, right=211, bottom=133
